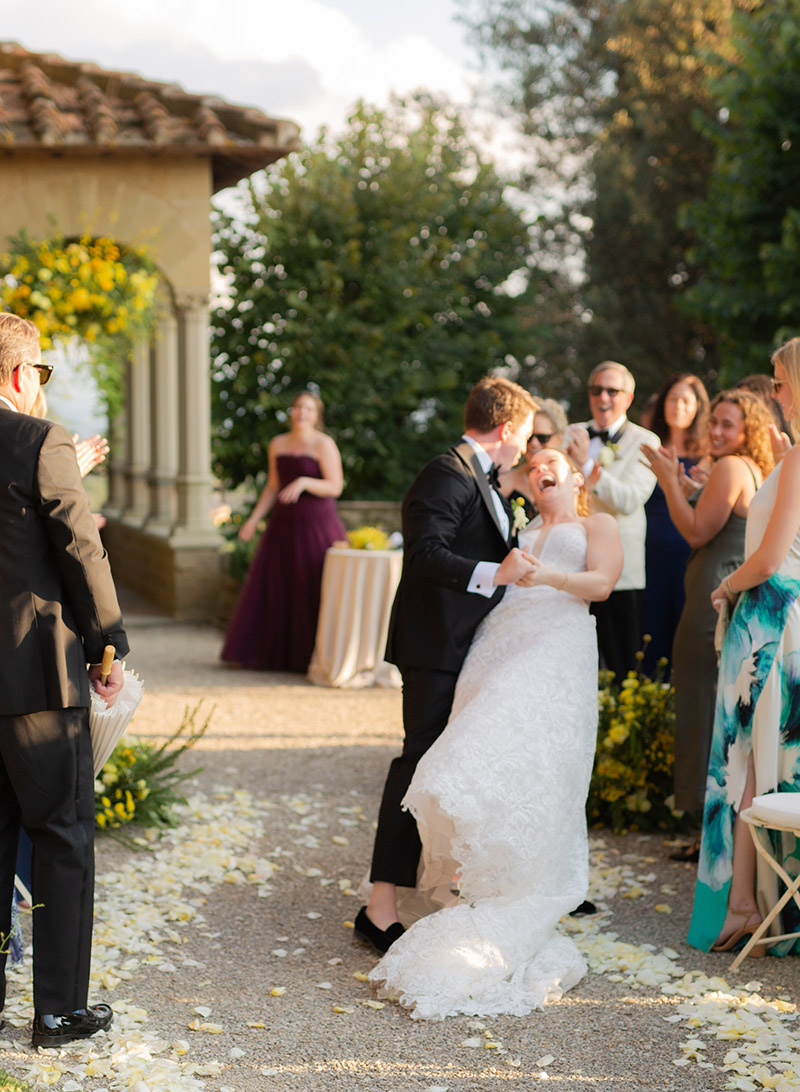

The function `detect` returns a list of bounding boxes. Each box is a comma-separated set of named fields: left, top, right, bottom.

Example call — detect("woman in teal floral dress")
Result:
left=688, top=337, right=800, bottom=954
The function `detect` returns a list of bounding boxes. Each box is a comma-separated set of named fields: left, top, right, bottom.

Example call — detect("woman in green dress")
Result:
left=688, top=339, right=800, bottom=954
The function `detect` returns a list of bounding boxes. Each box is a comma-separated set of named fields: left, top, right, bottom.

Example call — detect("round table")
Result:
left=307, top=547, right=402, bottom=688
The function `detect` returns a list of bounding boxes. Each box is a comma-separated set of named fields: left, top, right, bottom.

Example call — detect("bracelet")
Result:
left=557, top=572, right=569, bottom=591
left=722, top=575, right=735, bottom=597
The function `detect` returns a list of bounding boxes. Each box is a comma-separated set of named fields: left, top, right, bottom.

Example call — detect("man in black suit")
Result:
left=0, top=312, right=129, bottom=1048
left=355, top=376, right=538, bottom=952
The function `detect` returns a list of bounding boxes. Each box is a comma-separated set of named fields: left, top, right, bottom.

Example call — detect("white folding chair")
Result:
left=730, top=792, right=800, bottom=971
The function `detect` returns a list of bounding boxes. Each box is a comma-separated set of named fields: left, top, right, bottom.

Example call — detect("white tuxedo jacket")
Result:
left=578, top=418, right=659, bottom=590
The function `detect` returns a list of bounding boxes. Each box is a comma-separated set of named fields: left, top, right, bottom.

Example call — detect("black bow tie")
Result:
left=486, top=464, right=500, bottom=488
left=588, top=427, right=610, bottom=443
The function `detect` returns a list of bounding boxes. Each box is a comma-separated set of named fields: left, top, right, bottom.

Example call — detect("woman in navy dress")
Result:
left=640, top=373, right=710, bottom=676
left=221, top=392, right=346, bottom=673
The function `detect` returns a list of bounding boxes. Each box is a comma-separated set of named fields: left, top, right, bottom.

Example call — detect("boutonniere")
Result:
left=596, top=442, right=621, bottom=469
left=510, top=496, right=530, bottom=532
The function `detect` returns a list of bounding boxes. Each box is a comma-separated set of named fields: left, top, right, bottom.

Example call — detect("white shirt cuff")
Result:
left=468, top=560, right=500, bottom=598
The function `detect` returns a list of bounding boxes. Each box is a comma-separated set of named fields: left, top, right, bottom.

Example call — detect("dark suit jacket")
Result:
left=385, top=441, right=510, bottom=673
left=0, top=408, right=129, bottom=716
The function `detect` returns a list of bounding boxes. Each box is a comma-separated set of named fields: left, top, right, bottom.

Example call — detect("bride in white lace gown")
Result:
left=369, top=449, right=623, bottom=1020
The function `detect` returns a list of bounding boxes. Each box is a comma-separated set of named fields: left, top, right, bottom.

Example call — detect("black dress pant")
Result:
left=370, top=667, right=458, bottom=888
left=0, top=707, right=95, bottom=1014
left=591, top=589, right=643, bottom=682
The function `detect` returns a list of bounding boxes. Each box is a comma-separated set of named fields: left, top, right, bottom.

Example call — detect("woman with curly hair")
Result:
left=689, top=340, right=800, bottom=954
left=640, top=373, right=710, bottom=675
left=642, top=391, right=774, bottom=860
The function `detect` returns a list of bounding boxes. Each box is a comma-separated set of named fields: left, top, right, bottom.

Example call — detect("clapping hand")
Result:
left=73, top=433, right=109, bottom=478
left=565, top=424, right=590, bottom=467
left=769, top=423, right=793, bottom=462
left=640, top=443, right=680, bottom=487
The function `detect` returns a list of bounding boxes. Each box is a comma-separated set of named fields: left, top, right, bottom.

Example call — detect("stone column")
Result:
left=146, top=311, right=179, bottom=531
left=174, top=293, right=217, bottom=538
left=103, top=374, right=128, bottom=520
left=123, top=335, right=151, bottom=523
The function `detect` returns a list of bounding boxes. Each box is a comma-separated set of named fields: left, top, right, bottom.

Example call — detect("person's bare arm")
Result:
left=712, top=447, right=800, bottom=609
left=239, top=439, right=281, bottom=542
left=521, top=514, right=622, bottom=599
left=643, top=446, right=749, bottom=548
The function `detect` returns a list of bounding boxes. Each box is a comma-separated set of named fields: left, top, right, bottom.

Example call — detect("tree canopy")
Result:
left=211, top=98, right=543, bottom=500
left=681, top=0, right=800, bottom=381
left=460, top=0, right=752, bottom=407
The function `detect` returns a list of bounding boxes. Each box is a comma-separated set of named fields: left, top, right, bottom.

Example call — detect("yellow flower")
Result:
left=347, top=525, right=391, bottom=550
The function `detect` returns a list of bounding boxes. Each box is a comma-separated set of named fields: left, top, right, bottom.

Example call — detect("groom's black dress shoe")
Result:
left=354, top=907, right=404, bottom=954
left=32, top=1004, right=113, bottom=1048
left=569, top=900, right=598, bottom=917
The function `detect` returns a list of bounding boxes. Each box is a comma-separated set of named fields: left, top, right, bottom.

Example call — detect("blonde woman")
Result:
left=642, top=391, right=774, bottom=860
left=689, top=339, right=800, bottom=954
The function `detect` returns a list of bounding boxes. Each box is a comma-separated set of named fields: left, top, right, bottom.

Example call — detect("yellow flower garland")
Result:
left=0, top=230, right=159, bottom=347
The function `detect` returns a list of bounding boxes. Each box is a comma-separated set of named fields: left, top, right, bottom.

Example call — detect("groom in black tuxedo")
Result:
left=356, top=376, right=538, bottom=952
left=0, top=312, right=128, bottom=1048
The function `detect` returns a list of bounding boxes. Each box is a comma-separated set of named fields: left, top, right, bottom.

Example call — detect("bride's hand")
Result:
left=495, top=547, right=535, bottom=586
left=520, top=557, right=559, bottom=587
left=514, top=553, right=539, bottom=586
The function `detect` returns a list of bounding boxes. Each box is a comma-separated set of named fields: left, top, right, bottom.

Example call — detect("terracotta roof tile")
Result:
left=0, top=41, right=301, bottom=190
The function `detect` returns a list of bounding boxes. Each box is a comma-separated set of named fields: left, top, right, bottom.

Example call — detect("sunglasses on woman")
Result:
left=530, top=432, right=554, bottom=444
left=772, top=378, right=785, bottom=394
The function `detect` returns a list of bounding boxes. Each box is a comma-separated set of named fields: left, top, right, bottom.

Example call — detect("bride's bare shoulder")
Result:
left=583, top=512, right=619, bottom=537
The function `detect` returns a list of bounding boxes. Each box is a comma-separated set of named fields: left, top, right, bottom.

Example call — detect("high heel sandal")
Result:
left=668, top=838, right=700, bottom=863
left=711, top=907, right=766, bottom=956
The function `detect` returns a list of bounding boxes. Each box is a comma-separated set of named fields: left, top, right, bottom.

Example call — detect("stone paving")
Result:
left=1, top=600, right=798, bottom=1091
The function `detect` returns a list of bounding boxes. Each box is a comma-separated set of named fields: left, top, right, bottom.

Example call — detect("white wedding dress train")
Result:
left=369, top=521, right=598, bottom=1019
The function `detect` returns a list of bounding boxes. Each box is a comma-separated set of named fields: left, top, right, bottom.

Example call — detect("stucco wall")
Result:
left=0, top=154, right=212, bottom=295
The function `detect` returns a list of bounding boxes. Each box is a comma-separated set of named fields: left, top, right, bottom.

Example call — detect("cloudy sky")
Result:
left=0, top=0, right=479, bottom=140
left=0, top=2, right=493, bottom=434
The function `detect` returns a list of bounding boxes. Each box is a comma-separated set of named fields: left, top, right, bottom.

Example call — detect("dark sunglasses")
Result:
left=529, top=432, right=555, bottom=445
left=19, top=362, right=53, bottom=386
left=772, top=378, right=785, bottom=394
left=588, top=385, right=624, bottom=398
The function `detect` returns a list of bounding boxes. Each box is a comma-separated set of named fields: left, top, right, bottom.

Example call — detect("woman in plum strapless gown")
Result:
left=221, top=392, right=346, bottom=672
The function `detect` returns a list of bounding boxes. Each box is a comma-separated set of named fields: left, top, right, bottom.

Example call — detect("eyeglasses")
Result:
left=529, top=433, right=554, bottom=445
left=588, top=385, right=624, bottom=398
left=19, top=362, right=53, bottom=386
left=772, top=378, right=785, bottom=394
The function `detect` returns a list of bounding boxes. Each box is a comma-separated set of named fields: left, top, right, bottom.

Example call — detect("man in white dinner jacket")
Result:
left=567, top=361, right=658, bottom=681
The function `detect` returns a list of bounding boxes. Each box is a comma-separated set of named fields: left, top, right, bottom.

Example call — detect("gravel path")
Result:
left=1, top=605, right=798, bottom=1091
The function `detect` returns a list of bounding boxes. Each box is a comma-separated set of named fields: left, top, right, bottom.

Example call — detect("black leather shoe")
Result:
left=32, top=1004, right=113, bottom=1048
left=569, top=900, right=598, bottom=917
left=354, top=907, right=404, bottom=954
left=0, top=1016, right=5, bottom=1032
